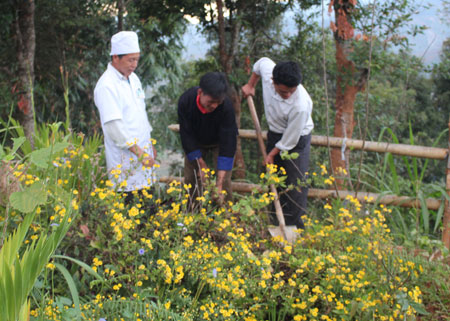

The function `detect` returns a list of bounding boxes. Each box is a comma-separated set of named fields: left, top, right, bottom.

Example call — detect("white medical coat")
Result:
left=94, top=63, right=154, bottom=191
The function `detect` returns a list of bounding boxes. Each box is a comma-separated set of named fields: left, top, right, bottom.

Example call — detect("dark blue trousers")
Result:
left=267, top=131, right=311, bottom=229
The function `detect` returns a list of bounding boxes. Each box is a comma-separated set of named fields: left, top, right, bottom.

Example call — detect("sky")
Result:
left=182, top=0, right=449, bottom=65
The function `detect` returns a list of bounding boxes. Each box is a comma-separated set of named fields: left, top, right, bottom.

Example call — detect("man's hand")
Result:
left=196, top=157, right=209, bottom=184
left=263, top=147, right=280, bottom=166
left=241, top=72, right=261, bottom=99
left=264, top=154, right=274, bottom=166
left=213, top=170, right=227, bottom=206
left=152, top=144, right=157, bottom=160
left=141, top=155, right=155, bottom=168
left=241, top=83, right=255, bottom=98
left=129, top=144, right=156, bottom=168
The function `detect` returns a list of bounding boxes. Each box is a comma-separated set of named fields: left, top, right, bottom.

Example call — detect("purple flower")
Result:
left=212, top=268, right=217, bottom=278
left=50, top=223, right=59, bottom=227
left=99, top=318, right=106, bottom=321
left=138, top=248, right=145, bottom=255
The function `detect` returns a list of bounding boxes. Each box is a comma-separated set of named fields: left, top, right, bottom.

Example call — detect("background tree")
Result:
left=0, top=0, right=187, bottom=141
left=176, top=0, right=323, bottom=179
left=12, top=0, right=35, bottom=146
left=327, top=0, right=426, bottom=186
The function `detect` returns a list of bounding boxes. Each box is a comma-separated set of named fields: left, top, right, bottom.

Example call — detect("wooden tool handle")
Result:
left=246, top=96, right=288, bottom=233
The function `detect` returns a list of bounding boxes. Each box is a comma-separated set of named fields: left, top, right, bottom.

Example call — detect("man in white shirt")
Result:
left=94, top=31, right=156, bottom=201
left=242, top=57, right=313, bottom=230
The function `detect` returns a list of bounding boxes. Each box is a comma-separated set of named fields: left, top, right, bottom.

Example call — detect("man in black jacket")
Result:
left=178, top=72, right=237, bottom=203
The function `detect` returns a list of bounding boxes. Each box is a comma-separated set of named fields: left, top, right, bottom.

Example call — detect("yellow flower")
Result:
left=164, top=301, right=171, bottom=309
left=128, top=206, right=139, bottom=217
left=223, top=253, right=233, bottom=261
left=46, top=263, right=55, bottom=270
left=71, top=199, right=79, bottom=210
left=113, top=283, right=122, bottom=291
left=92, top=257, right=103, bottom=267
left=324, top=203, right=332, bottom=210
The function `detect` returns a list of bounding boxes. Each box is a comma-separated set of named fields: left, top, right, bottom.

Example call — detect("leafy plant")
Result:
left=0, top=206, right=73, bottom=321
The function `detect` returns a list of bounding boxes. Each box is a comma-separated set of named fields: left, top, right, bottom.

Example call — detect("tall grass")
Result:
left=351, top=124, right=449, bottom=245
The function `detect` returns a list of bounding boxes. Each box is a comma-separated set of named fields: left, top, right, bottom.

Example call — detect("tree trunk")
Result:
left=216, top=0, right=246, bottom=179
left=230, top=87, right=246, bottom=178
left=117, top=0, right=124, bottom=31
left=14, top=0, right=36, bottom=147
left=330, top=0, right=367, bottom=187
left=330, top=40, right=358, bottom=181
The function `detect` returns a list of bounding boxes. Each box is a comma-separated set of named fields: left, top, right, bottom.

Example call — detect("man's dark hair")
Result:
left=272, top=61, right=302, bottom=87
left=199, top=72, right=229, bottom=99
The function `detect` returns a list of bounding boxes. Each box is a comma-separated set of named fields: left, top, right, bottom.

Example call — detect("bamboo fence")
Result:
left=167, top=124, right=450, bottom=248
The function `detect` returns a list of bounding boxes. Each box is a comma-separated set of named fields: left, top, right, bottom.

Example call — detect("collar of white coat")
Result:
left=271, top=80, right=298, bottom=103
left=107, top=63, right=130, bottom=81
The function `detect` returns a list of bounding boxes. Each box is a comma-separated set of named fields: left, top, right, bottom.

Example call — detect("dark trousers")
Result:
left=184, top=145, right=233, bottom=203
left=267, top=131, right=311, bottom=229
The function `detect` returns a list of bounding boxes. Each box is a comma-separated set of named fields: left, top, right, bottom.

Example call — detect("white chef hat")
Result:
left=110, top=31, right=140, bottom=55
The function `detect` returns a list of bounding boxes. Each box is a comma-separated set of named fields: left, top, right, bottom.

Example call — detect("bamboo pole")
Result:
left=167, top=124, right=448, bottom=160
left=158, top=176, right=441, bottom=210
left=169, top=123, right=450, bottom=247
left=443, top=121, right=450, bottom=249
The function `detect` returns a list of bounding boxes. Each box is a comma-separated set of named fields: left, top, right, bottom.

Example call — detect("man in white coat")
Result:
left=94, top=31, right=156, bottom=201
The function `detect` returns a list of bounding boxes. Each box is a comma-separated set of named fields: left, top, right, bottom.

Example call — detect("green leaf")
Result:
left=52, top=255, right=104, bottom=282
left=386, top=153, right=399, bottom=194
left=14, top=259, right=23, bottom=319
left=18, top=300, right=29, bottom=321
left=409, top=301, right=430, bottom=315
left=12, top=137, right=26, bottom=155
left=49, top=184, right=72, bottom=205
left=54, top=263, right=81, bottom=319
left=4, top=264, right=14, bottom=320
left=9, top=181, right=48, bottom=213
left=434, top=204, right=445, bottom=233
left=29, top=142, right=69, bottom=168
left=418, top=192, right=429, bottom=235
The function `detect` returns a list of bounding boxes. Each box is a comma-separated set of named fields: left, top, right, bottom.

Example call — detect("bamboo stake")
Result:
left=167, top=125, right=448, bottom=160
left=158, top=176, right=441, bottom=210
left=443, top=121, right=450, bottom=249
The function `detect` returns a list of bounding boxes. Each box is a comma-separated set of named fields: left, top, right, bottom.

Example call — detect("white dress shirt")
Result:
left=253, top=57, right=314, bottom=151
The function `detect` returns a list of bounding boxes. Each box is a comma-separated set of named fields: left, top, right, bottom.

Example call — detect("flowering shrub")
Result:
left=28, top=163, right=448, bottom=320
left=1, top=126, right=448, bottom=320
